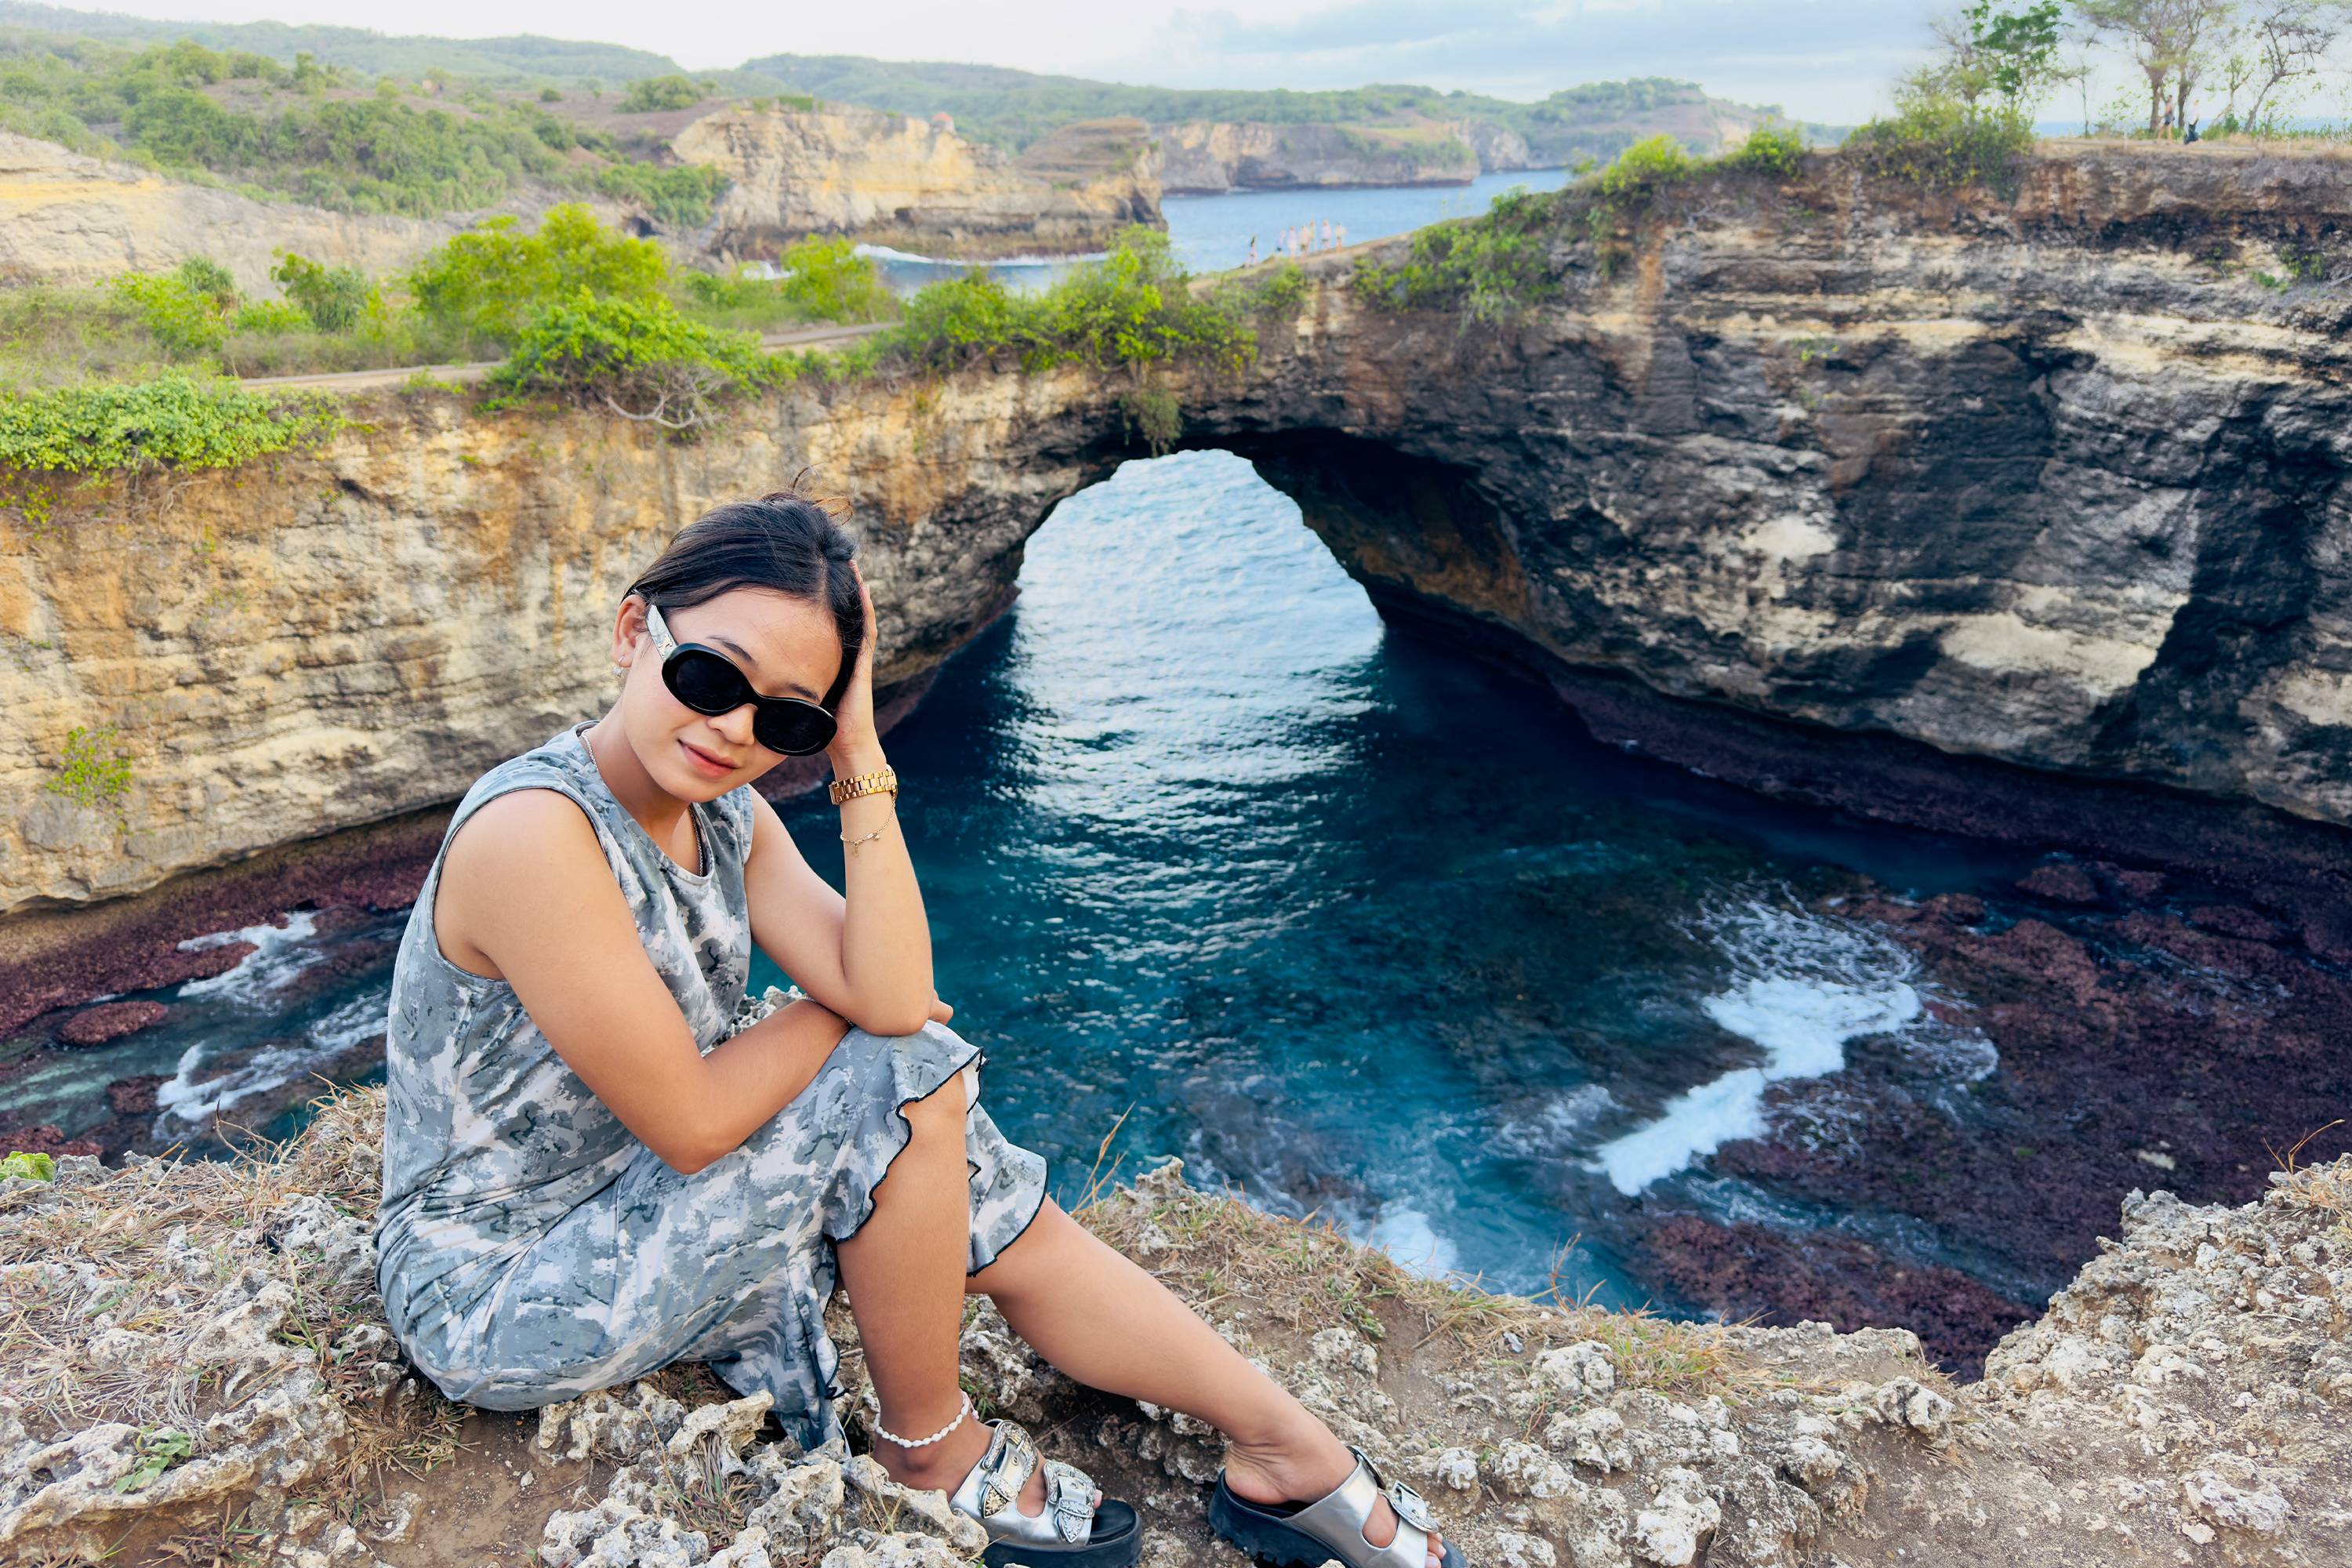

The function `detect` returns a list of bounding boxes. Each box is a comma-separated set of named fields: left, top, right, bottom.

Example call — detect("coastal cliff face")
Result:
left=0, top=131, right=470, bottom=292
left=1151, top=118, right=1480, bottom=194
left=677, top=108, right=1161, bottom=261
left=0, top=368, right=1127, bottom=916
left=1175, top=144, right=2352, bottom=898
left=16, top=144, right=2352, bottom=929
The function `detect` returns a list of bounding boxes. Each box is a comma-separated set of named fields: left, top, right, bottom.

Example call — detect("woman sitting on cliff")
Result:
left=376, top=492, right=1461, bottom=1568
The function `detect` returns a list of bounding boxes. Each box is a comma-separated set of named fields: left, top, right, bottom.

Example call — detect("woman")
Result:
left=376, top=493, right=1461, bottom=1568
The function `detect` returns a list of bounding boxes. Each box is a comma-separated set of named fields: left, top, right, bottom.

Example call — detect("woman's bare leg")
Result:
left=833, top=1081, right=1047, bottom=1512
left=971, top=1200, right=1443, bottom=1567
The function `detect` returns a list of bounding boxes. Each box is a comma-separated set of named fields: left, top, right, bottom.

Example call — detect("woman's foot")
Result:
left=873, top=1404, right=1057, bottom=1519
left=1221, top=1406, right=1445, bottom=1568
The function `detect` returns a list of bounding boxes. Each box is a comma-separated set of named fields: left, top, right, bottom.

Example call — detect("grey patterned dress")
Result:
left=376, top=724, right=1047, bottom=1448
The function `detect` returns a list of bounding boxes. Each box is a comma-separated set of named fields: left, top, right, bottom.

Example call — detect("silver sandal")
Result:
left=949, top=1417, right=1142, bottom=1568
left=1210, top=1448, right=1465, bottom=1568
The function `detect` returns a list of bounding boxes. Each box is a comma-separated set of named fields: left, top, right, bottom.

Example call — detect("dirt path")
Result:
left=238, top=322, right=890, bottom=394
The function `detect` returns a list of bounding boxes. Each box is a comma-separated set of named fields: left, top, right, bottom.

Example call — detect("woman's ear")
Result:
left=612, top=594, right=650, bottom=672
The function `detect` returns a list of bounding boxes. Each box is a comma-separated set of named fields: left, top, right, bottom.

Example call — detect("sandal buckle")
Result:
left=1387, top=1480, right=1435, bottom=1533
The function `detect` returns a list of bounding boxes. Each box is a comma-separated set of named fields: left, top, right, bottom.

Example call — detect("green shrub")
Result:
left=0, top=1152, right=55, bottom=1182
left=230, top=299, right=310, bottom=335
left=593, top=163, right=732, bottom=229
left=1722, top=120, right=1810, bottom=179
left=1595, top=134, right=1697, bottom=203
left=679, top=239, right=895, bottom=330
left=887, top=228, right=1254, bottom=376
left=539, top=86, right=563, bottom=103
left=0, top=372, right=347, bottom=473
left=620, top=74, right=706, bottom=114
left=407, top=204, right=670, bottom=346
left=492, top=294, right=776, bottom=431
left=1352, top=186, right=1561, bottom=324
left=775, top=236, right=895, bottom=324
left=893, top=271, right=1025, bottom=368
left=1847, top=92, right=2036, bottom=194
left=174, top=257, right=240, bottom=308
left=270, top=252, right=372, bottom=332
left=108, top=271, right=230, bottom=356
left=1209, top=260, right=1311, bottom=320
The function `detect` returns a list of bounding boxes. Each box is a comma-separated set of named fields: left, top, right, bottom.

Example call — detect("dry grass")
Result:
left=2270, top=1132, right=2352, bottom=1243
left=1073, top=1171, right=1764, bottom=1402
left=0, top=1086, right=465, bottom=1516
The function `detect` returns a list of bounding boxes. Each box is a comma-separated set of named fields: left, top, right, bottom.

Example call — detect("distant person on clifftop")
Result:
left=373, top=492, right=1465, bottom=1568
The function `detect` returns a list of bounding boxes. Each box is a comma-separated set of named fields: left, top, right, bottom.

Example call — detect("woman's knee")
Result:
left=901, top=1073, right=967, bottom=1140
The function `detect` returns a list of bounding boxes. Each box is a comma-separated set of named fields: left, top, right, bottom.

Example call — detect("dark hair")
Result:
left=627, top=490, right=862, bottom=708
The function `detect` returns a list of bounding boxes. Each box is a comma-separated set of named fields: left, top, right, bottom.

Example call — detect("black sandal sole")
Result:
left=1210, top=1479, right=1466, bottom=1568
left=981, top=1500, right=1143, bottom=1568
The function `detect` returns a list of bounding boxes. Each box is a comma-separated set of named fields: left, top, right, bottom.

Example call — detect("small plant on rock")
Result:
left=1122, top=383, right=1181, bottom=456
left=47, top=724, right=134, bottom=820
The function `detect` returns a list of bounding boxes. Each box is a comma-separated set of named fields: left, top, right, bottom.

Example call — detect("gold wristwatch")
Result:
left=829, top=767, right=898, bottom=806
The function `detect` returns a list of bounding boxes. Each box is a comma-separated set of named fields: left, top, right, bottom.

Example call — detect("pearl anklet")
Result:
left=873, top=1392, right=972, bottom=1450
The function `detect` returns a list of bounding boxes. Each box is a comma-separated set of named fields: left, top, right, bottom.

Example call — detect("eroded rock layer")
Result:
left=677, top=109, right=1161, bottom=260
left=13, top=144, right=2352, bottom=935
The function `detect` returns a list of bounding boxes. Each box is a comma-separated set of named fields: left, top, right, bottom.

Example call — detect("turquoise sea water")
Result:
left=757, top=452, right=2037, bottom=1300
left=9, top=451, right=2054, bottom=1308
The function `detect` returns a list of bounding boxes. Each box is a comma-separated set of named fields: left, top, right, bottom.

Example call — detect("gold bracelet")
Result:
left=841, top=827, right=887, bottom=857
left=829, top=767, right=898, bottom=806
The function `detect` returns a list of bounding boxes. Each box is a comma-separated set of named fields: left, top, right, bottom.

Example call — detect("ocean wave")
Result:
left=176, top=912, right=328, bottom=1007
left=1590, top=901, right=1975, bottom=1195
left=154, top=979, right=391, bottom=1137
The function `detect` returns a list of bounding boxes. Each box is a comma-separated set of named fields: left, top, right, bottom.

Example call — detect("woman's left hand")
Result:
left=827, top=563, right=882, bottom=769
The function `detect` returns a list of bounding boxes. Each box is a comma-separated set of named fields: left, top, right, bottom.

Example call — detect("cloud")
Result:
left=1134, top=0, right=1931, bottom=119
left=85, top=0, right=1939, bottom=124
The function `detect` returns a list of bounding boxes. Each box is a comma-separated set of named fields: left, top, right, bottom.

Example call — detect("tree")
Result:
left=1923, top=9, right=1998, bottom=103
left=2241, top=0, right=2352, bottom=133
left=2076, top=0, right=2237, bottom=136
left=1971, top=1, right=2071, bottom=107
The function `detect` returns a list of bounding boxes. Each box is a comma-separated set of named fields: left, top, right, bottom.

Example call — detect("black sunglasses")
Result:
left=644, top=603, right=838, bottom=757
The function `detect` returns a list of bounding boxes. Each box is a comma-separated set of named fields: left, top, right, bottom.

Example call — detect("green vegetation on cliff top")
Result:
left=0, top=29, right=728, bottom=223
left=0, top=209, right=1295, bottom=474
left=0, top=2, right=684, bottom=82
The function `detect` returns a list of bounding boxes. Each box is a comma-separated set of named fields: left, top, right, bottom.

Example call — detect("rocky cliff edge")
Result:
left=676, top=109, right=1161, bottom=262
left=0, top=1087, right=2343, bottom=1568
left=0, top=131, right=474, bottom=292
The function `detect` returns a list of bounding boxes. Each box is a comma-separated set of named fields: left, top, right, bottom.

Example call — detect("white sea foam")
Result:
left=1592, top=903, right=1926, bottom=1195
left=1493, top=1083, right=1617, bottom=1157
left=1367, top=1203, right=1460, bottom=1278
left=155, top=979, right=391, bottom=1135
left=175, top=912, right=325, bottom=1005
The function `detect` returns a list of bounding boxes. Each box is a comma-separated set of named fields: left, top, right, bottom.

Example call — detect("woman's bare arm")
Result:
left=435, top=788, right=852, bottom=1174
left=740, top=793, right=938, bottom=1036
left=741, top=569, right=938, bottom=1036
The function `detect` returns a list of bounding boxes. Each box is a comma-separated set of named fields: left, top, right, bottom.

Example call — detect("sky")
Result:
left=79, top=0, right=1941, bottom=122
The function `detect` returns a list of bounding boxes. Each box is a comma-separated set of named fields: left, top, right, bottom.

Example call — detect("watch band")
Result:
left=829, top=767, right=899, bottom=806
